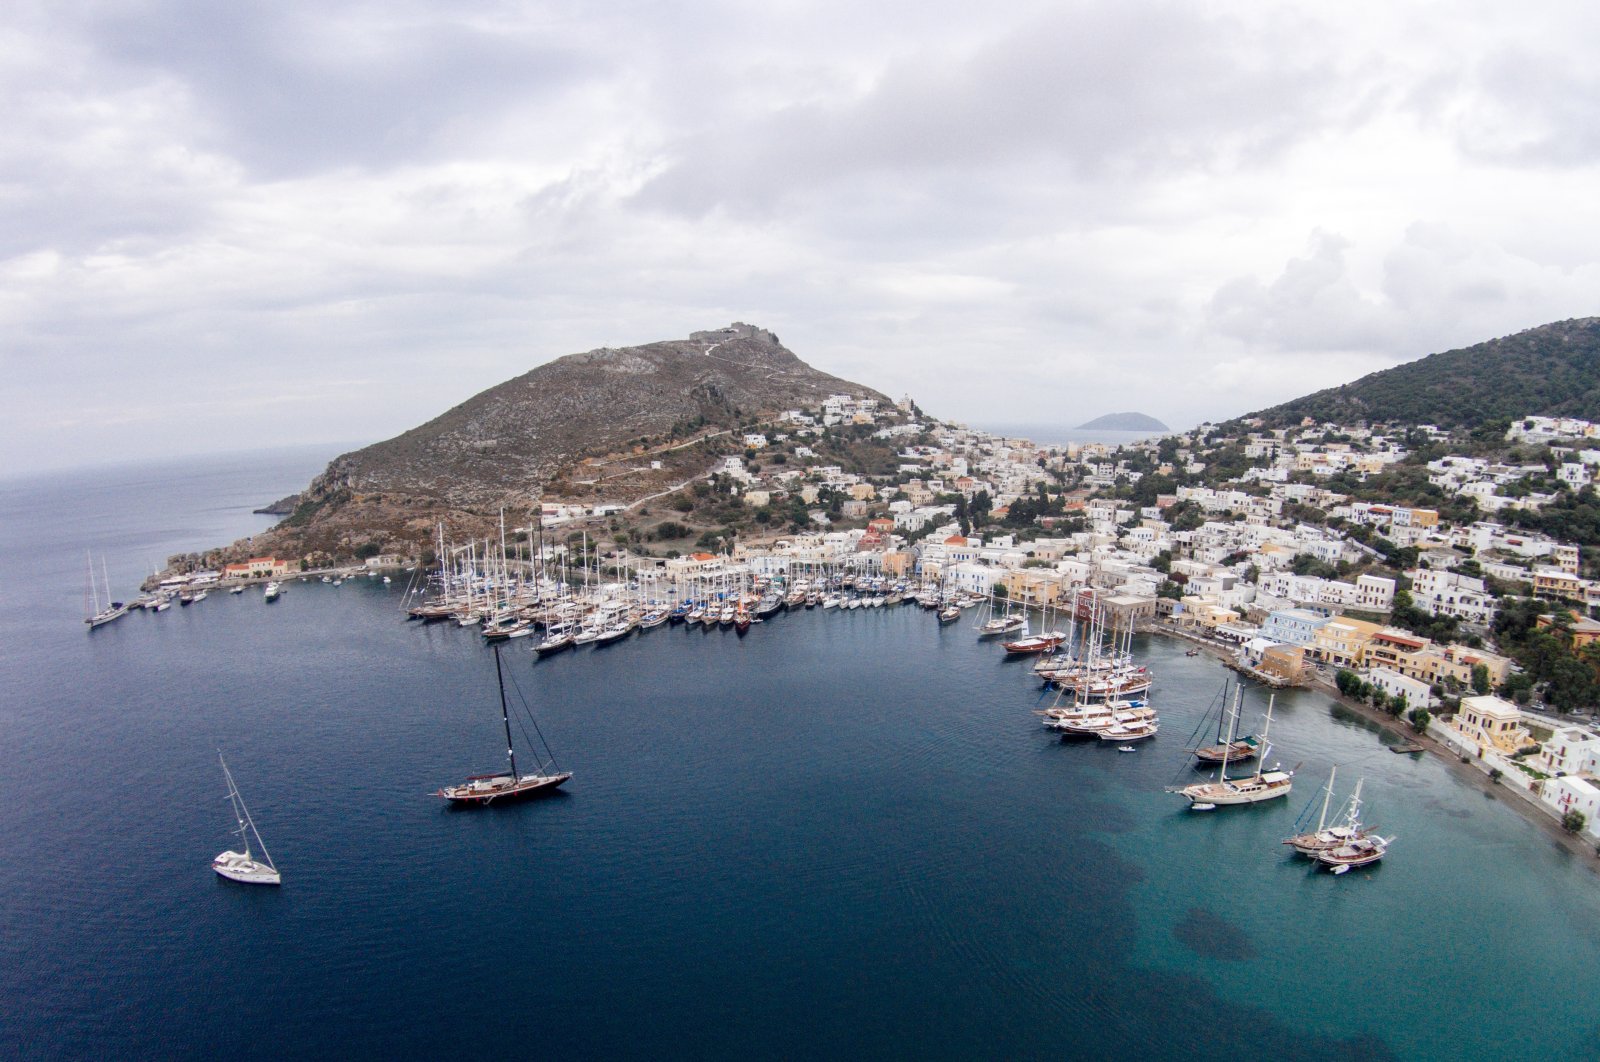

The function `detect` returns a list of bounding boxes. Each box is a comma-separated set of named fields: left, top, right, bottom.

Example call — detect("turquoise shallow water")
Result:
left=4, top=450, right=1599, bottom=1060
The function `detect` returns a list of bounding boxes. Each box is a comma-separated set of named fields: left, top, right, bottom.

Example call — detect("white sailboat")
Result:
left=84, top=552, right=128, bottom=629
left=212, top=754, right=281, bottom=885
left=1169, top=691, right=1293, bottom=808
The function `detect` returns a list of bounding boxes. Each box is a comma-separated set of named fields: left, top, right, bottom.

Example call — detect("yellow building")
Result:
left=1364, top=628, right=1432, bottom=674
left=1309, top=616, right=1384, bottom=668
left=1181, top=599, right=1240, bottom=630
left=1259, top=643, right=1306, bottom=684
left=1004, top=568, right=1067, bottom=606
left=1534, top=568, right=1586, bottom=601
left=1451, top=695, right=1535, bottom=755
left=1408, top=644, right=1514, bottom=689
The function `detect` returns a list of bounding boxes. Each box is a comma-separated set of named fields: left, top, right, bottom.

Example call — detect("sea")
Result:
left=976, top=423, right=1170, bottom=448
left=4, top=446, right=1600, bottom=1060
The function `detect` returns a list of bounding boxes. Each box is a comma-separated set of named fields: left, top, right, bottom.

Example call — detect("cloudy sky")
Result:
left=6, top=0, right=1600, bottom=471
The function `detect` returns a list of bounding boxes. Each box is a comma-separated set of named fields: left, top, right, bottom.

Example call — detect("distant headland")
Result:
left=1075, top=411, right=1169, bottom=432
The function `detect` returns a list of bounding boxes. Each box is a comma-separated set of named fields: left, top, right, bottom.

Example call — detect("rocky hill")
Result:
left=1249, top=317, right=1600, bottom=429
left=311, top=323, right=883, bottom=506
left=197, top=324, right=891, bottom=565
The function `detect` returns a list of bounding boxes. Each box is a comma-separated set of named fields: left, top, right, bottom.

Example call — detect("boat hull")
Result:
left=1176, top=772, right=1293, bottom=805
left=1283, top=827, right=1361, bottom=857
left=1193, top=737, right=1259, bottom=764
left=212, top=851, right=281, bottom=885
left=437, top=771, right=573, bottom=805
left=1316, top=837, right=1390, bottom=870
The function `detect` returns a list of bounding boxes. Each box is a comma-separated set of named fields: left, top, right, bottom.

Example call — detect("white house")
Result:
left=1541, top=776, right=1600, bottom=837
left=1363, top=666, right=1434, bottom=709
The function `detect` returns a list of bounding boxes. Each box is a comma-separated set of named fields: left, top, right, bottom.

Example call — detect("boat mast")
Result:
left=220, top=754, right=251, bottom=858
left=1256, top=694, right=1277, bottom=777
left=218, top=752, right=272, bottom=869
left=1218, top=684, right=1239, bottom=785
left=493, top=644, right=519, bottom=782
left=1345, top=777, right=1365, bottom=831
left=1317, top=765, right=1338, bottom=833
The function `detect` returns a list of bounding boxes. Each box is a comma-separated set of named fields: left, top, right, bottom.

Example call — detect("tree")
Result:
left=1408, top=707, right=1431, bottom=733
left=1471, top=663, right=1491, bottom=695
left=1564, top=810, right=1588, bottom=835
left=1336, top=669, right=1362, bottom=697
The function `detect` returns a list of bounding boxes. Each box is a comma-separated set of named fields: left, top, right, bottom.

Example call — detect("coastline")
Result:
left=1147, top=624, right=1600, bottom=870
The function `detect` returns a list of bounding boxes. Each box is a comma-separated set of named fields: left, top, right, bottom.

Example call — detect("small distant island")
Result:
left=1076, top=411, right=1169, bottom=432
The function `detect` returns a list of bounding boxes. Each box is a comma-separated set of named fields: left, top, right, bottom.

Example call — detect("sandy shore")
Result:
left=1148, top=624, right=1600, bottom=869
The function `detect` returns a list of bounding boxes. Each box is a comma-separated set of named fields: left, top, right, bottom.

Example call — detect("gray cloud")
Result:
left=3, top=1, right=1600, bottom=471
left=633, top=3, right=1348, bottom=218
left=84, top=0, right=599, bottom=177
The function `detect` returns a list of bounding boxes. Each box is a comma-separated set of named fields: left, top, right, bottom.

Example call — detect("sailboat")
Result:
left=212, top=754, right=281, bottom=885
left=1192, top=682, right=1259, bottom=766
left=1169, top=691, right=1293, bottom=808
left=1317, top=833, right=1394, bottom=873
left=1283, top=768, right=1369, bottom=857
left=436, top=644, right=571, bottom=805
left=84, top=552, right=128, bottom=629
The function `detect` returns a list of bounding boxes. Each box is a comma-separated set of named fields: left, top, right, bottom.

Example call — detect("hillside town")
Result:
left=148, top=396, right=1600, bottom=849
left=577, top=400, right=1600, bottom=845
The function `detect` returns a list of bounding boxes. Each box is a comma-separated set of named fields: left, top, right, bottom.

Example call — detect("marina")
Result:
left=8, top=450, right=1600, bottom=1060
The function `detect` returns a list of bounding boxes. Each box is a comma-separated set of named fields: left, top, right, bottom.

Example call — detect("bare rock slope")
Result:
left=215, top=324, right=891, bottom=563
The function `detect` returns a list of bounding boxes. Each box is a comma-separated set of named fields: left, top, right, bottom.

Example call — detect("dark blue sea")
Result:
left=5, top=447, right=1600, bottom=1060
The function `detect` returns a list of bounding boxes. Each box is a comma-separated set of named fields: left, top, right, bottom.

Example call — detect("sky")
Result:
left=6, top=0, right=1600, bottom=472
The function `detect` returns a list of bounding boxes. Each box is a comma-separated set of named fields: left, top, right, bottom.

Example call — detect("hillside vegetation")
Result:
left=1251, top=317, right=1600, bottom=429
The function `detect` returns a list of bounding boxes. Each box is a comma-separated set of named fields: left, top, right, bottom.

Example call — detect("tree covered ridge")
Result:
left=1251, top=317, right=1600, bottom=429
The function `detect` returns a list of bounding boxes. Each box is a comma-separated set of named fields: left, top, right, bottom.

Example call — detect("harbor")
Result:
left=108, top=526, right=1600, bottom=871
left=16, top=449, right=1600, bottom=1060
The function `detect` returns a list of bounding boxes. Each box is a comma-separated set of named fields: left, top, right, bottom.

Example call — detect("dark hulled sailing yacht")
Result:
left=436, top=644, right=571, bottom=805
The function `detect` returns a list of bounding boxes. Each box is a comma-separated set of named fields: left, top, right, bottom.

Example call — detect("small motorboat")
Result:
left=1117, top=746, right=1138, bottom=753
left=1190, top=803, right=1216, bottom=811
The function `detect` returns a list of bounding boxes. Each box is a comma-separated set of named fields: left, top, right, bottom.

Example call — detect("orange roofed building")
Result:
left=223, top=556, right=291, bottom=579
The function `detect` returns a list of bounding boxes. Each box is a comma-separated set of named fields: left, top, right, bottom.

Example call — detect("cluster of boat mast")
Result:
left=1020, top=588, right=1392, bottom=871
left=188, top=513, right=1389, bottom=879
left=398, top=520, right=1072, bottom=655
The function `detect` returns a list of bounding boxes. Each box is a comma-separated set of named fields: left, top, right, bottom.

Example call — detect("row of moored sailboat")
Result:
left=1028, top=591, right=1392, bottom=873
